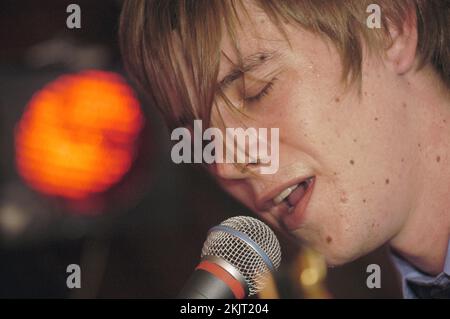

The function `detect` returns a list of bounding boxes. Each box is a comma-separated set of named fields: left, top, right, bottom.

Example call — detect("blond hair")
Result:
left=120, top=0, right=450, bottom=129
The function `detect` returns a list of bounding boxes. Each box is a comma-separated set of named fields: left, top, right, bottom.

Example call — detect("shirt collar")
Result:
left=443, top=239, right=450, bottom=276
left=393, top=239, right=450, bottom=276
left=391, top=239, right=450, bottom=298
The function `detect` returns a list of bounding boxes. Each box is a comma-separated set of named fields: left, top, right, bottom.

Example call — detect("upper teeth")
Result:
left=273, top=184, right=299, bottom=205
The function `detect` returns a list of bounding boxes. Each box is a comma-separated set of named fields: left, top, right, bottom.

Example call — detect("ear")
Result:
left=385, top=9, right=418, bottom=75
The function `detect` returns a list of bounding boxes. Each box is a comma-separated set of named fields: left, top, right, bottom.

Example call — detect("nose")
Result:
left=214, top=162, right=259, bottom=180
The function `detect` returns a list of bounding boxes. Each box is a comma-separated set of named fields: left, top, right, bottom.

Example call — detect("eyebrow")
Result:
left=217, top=51, right=278, bottom=91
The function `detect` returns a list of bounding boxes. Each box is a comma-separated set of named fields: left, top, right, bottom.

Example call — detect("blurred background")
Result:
left=0, top=0, right=402, bottom=298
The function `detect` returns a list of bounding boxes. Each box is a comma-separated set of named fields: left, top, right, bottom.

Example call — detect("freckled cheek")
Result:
left=276, top=103, right=331, bottom=150
left=309, top=179, right=369, bottom=225
left=257, top=87, right=298, bottom=124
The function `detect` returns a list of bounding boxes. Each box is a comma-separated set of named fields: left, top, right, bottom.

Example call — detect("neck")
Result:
left=390, top=67, right=450, bottom=276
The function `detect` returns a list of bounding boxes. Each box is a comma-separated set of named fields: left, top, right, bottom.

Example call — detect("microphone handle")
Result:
left=178, top=269, right=236, bottom=299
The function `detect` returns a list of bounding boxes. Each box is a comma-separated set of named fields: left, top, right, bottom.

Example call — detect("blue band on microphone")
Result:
left=208, top=225, right=274, bottom=272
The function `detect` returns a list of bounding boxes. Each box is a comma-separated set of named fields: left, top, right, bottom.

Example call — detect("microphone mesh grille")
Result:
left=201, top=216, right=281, bottom=296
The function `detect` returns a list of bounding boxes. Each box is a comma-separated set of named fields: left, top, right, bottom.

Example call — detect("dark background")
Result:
left=0, top=0, right=402, bottom=298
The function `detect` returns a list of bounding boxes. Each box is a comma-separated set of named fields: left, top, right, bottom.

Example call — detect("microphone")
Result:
left=178, top=216, right=281, bottom=299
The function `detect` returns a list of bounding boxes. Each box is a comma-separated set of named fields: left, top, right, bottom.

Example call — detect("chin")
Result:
left=312, top=239, right=368, bottom=267
left=323, top=253, right=358, bottom=267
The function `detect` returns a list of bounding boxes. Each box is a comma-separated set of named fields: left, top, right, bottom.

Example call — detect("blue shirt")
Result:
left=391, top=240, right=450, bottom=299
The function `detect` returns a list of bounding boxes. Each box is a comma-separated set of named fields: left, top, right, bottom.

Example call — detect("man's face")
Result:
left=206, top=7, right=419, bottom=266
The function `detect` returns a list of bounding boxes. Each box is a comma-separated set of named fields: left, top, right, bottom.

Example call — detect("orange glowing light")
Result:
left=15, top=70, right=144, bottom=200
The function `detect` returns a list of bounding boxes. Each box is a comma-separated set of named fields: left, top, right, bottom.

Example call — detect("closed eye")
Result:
left=244, top=78, right=277, bottom=103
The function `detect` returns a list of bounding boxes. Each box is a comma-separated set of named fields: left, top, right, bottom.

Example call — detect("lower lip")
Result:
left=282, top=177, right=315, bottom=232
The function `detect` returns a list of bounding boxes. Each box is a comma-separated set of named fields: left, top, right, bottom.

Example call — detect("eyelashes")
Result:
left=243, top=78, right=277, bottom=104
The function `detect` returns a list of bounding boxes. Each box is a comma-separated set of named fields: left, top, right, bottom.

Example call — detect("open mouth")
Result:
left=272, top=176, right=315, bottom=230
left=273, top=177, right=314, bottom=210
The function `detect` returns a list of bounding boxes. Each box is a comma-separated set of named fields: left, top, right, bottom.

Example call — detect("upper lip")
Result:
left=255, top=176, right=314, bottom=211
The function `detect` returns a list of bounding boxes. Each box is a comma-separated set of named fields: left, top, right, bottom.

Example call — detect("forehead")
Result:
left=217, top=3, right=288, bottom=82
